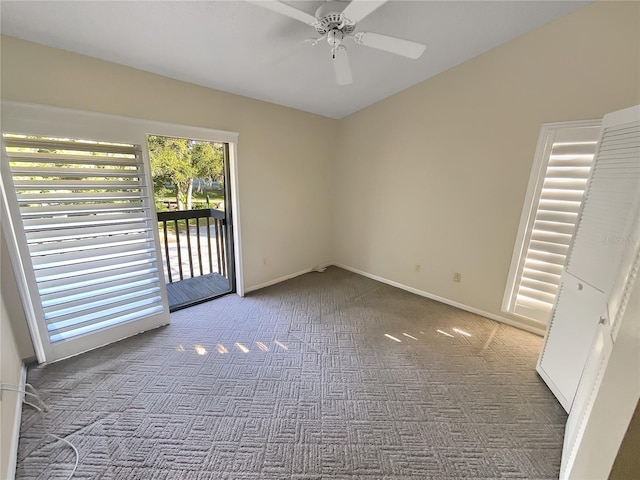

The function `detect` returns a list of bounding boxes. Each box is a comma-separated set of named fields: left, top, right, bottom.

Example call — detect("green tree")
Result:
left=148, top=135, right=224, bottom=210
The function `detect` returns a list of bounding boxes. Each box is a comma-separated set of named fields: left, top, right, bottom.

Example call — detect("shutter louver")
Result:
left=3, top=135, right=165, bottom=344
left=513, top=139, right=598, bottom=322
left=566, top=121, right=640, bottom=293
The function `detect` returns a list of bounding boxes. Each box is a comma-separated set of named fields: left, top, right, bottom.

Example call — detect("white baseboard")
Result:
left=241, top=262, right=546, bottom=336
left=244, top=263, right=332, bottom=294
left=333, top=263, right=547, bottom=336
left=6, top=362, right=27, bottom=480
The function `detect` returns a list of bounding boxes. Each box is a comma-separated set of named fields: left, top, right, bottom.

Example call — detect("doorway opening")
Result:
left=147, top=135, right=235, bottom=310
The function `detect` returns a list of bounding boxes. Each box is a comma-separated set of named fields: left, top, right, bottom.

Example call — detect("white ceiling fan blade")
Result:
left=355, top=32, right=426, bottom=59
left=247, top=1, right=317, bottom=25
left=342, top=0, right=388, bottom=23
left=333, top=46, right=353, bottom=86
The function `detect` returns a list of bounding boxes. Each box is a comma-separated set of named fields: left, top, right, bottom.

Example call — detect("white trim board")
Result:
left=6, top=362, right=27, bottom=480
left=244, top=263, right=332, bottom=295
left=334, top=263, right=547, bottom=336
left=0, top=100, right=240, bottom=144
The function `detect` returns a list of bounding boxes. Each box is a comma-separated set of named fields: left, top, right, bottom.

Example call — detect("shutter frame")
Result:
left=502, top=121, right=601, bottom=324
left=2, top=134, right=169, bottom=353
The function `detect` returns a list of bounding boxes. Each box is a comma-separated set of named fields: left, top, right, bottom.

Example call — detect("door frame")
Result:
left=223, top=142, right=237, bottom=294
left=1, top=100, right=244, bottom=362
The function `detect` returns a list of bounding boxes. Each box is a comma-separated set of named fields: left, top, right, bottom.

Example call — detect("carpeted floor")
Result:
left=16, top=267, right=566, bottom=479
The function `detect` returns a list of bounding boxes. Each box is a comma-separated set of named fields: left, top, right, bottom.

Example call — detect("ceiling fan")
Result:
left=249, top=0, right=426, bottom=85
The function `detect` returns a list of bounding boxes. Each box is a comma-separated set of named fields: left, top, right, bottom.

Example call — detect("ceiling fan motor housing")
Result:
left=314, top=1, right=356, bottom=35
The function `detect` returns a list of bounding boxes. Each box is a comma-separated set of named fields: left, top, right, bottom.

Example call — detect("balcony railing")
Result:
left=157, top=208, right=227, bottom=284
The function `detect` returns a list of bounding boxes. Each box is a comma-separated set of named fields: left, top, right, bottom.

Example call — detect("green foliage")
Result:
left=155, top=200, right=168, bottom=212
left=148, top=135, right=224, bottom=209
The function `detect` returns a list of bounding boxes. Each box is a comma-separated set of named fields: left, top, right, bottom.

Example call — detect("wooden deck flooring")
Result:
left=166, top=273, right=231, bottom=310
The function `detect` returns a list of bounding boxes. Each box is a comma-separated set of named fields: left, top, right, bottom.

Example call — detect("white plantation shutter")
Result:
left=514, top=139, right=598, bottom=319
left=503, top=122, right=601, bottom=324
left=2, top=135, right=167, bottom=347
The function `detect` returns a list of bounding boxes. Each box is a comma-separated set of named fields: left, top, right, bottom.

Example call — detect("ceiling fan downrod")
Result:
left=328, top=29, right=344, bottom=59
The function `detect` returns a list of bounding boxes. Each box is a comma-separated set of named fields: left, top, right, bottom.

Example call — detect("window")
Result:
left=503, top=121, right=601, bottom=324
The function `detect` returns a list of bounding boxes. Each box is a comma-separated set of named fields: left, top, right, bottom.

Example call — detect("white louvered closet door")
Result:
left=1, top=134, right=170, bottom=363
left=537, top=105, right=640, bottom=413
left=566, top=112, right=640, bottom=295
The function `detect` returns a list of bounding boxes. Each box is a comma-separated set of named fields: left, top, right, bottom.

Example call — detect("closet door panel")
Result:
left=537, top=272, right=605, bottom=412
left=560, top=318, right=613, bottom=478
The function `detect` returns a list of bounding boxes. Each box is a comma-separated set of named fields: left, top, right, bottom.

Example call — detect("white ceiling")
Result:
left=1, top=1, right=590, bottom=119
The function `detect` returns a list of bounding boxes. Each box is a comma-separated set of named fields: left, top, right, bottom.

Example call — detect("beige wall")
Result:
left=0, top=310, right=22, bottom=480
left=610, top=400, right=640, bottom=480
left=1, top=234, right=34, bottom=359
left=0, top=35, right=337, bottom=295
left=333, top=1, right=640, bottom=329
left=1, top=228, right=31, bottom=479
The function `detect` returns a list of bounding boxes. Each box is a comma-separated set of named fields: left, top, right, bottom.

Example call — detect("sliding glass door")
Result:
left=148, top=135, right=235, bottom=310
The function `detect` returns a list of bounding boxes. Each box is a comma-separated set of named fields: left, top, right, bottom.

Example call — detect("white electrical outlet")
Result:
left=453, top=272, right=461, bottom=282
left=415, top=264, right=421, bottom=272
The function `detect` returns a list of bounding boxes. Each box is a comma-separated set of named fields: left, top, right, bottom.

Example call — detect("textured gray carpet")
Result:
left=16, top=267, right=566, bottom=479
